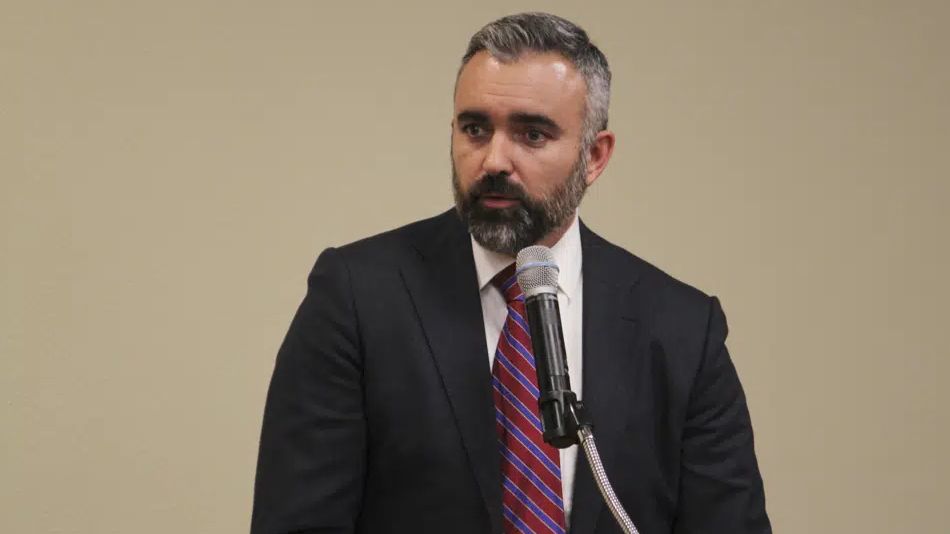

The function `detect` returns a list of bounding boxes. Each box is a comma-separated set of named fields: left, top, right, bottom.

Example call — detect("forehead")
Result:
left=454, top=51, right=586, bottom=126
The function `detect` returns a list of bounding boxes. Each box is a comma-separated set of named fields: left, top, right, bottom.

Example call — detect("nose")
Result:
left=482, top=132, right=514, bottom=176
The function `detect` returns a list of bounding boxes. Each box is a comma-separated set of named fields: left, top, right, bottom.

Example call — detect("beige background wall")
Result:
left=2, top=1, right=947, bottom=532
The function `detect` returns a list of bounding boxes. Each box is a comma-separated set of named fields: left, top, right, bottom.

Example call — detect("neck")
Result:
left=536, top=213, right=576, bottom=249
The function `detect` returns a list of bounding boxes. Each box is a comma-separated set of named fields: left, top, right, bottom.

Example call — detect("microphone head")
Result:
left=516, top=246, right=559, bottom=296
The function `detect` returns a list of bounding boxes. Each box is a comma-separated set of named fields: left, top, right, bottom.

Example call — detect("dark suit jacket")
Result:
left=251, top=209, right=770, bottom=534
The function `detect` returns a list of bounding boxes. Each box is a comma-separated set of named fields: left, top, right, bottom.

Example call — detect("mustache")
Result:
left=468, top=173, right=528, bottom=202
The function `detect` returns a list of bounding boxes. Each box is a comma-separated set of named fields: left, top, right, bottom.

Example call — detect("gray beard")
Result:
left=452, top=152, right=588, bottom=256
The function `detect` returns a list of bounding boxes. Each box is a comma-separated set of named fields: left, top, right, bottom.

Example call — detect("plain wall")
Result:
left=2, top=1, right=947, bottom=532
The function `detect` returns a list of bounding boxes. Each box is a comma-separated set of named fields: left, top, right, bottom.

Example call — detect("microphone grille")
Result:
left=516, top=246, right=559, bottom=293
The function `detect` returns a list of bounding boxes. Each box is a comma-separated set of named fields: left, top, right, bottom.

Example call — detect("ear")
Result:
left=583, top=130, right=616, bottom=187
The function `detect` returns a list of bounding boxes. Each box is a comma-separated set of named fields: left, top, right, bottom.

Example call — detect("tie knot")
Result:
left=491, top=263, right=523, bottom=304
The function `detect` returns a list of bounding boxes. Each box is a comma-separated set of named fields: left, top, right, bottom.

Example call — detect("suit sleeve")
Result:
left=673, top=297, right=772, bottom=533
left=251, top=247, right=366, bottom=534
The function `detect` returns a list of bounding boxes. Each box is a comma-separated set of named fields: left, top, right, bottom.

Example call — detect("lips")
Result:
left=479, top=195, right=521, bottom=209
left=469, top=174, right=526, bottom=209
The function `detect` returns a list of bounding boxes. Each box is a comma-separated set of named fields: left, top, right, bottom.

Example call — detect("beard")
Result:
left=452, top=151, right=589, bottom=256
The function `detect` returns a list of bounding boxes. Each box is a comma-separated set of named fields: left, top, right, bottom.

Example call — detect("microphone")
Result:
left=516, top=246, right=580, bottom=448
left=518, top=248, right=638, bottom=533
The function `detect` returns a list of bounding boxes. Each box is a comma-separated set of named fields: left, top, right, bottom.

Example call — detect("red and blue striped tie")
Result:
left=491, top=264, right=566, bottom=534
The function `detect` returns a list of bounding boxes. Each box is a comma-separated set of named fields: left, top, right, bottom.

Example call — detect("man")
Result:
left=252, top=12, right=770, bottom=534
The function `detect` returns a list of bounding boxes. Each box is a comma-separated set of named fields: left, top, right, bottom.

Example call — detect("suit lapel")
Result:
left=569, top=222, right=642, bottom=534
left=400, top=210, right=503, bottom=534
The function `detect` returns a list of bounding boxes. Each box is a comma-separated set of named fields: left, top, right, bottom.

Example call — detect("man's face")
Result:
left=452, top=51, right=591, bottom=255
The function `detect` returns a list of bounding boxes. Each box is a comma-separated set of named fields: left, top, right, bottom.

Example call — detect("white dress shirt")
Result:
left=470, top=215, right=584, bottom=523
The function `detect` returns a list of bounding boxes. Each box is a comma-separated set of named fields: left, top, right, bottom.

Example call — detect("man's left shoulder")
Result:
left=581, top=222, right=719, bottom=331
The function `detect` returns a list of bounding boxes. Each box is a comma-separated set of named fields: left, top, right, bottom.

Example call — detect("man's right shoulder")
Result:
left=318, top=208, right=463, bottom=269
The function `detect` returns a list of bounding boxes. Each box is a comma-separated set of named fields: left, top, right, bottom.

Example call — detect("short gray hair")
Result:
left=460, top=12, right=611, bottom=148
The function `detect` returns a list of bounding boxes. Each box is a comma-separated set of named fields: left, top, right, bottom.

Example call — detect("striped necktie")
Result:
left=491, top=264, right=566, bottom=534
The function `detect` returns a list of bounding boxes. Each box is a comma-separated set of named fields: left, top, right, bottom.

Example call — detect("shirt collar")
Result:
left=470, top=214, right=583, bottom=304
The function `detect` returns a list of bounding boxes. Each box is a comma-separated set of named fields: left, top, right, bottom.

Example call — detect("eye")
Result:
left=521, top=128, right=549, bottom=146
left=461, top=123, right=488, bottom=138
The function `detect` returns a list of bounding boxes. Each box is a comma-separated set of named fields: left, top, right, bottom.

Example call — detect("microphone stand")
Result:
left=547, top=393, right=640, bottom=534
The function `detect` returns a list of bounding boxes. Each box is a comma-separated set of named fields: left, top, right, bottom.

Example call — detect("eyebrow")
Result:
left=509, top=112, right=562, bottom=134
left=456, top=111, right=490, bottom=124
left=456, top=110, right=563, bottom=134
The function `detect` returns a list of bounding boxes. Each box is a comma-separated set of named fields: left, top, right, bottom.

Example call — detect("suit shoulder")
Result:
left=325, top=209, right=459, bottom=267
left=586, top=229, right=722, bottom=373
left=585, top=228, right=715, bottom=321
left=590, top=228, right=710, bottom=296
